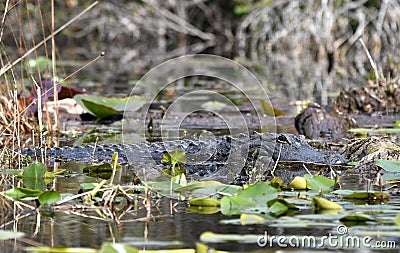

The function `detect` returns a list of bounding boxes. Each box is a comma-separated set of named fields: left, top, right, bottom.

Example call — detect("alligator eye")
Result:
left=277, top=134, right=290, bottom=144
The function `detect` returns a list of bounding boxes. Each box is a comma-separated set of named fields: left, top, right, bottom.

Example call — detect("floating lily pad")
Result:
left=312, top=197, right=343, bottom=210
left=259, top=99, right=285, bottom=117
left=38, top=191, right=61, bottom=207
left=25, top=246, right=98, bottom=252
left=0, top=230, right=24, bottom=240
left=240, top=214, right=265, bottom=225
left=200, top=231, right=259, bottom=244
left=201, top=101, right=227, bottom=111
left=305, top=175, right=335, bottom=192
left=343, top=192, right=389, bottom=200
left=99, top=243, right=138, bottom=253
left=187, top=206, right=220, bottom=215
left=376, top=159, right=400, bottom=172
left=285, top=176, right=307, bottom=190
left=1, top=187, right=43, bottom=200
left=74, top=94, right=145, bottom=119
left=22, top=161, right=47, bottom=179
left=395, top=215, right=400, bottom=228
left=188, top=198, right=220, bottom=207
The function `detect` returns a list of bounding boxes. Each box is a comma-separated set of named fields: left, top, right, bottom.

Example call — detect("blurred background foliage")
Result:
left=1, top=0, right=400, bottom=102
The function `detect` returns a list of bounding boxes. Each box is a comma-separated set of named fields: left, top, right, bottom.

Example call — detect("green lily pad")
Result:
left=25, top=246, right=98, bottom=253
left=312, top=197, right=343, bottom=210
left=201, top=101, right=227, bottom=111
left=339, top=214, right=375, bottom=222
left=343, top=192, right=389, bottom=200
left=1, top=187, right=43, bottom=200
left=99, top=243, right=138, bottom=253
left=238, top=182, right=278, bottom=206
left=38, top=191, right=61, bottom=207
left=161, top=150, right=187, bottom=166
left=74, top=94, right=145, bottom=119
left=0, top=230, right=24, bottom=240
left=220, top=195, right=255, bottom=215
left=259, top=99, right=285, bottom=117
left=240, top=214, right=266, bottom=225
left=395, top=215, right=400, bottom=228
left=176, top=181, right=223, bottom=191
left=22, top=161, right=47, bottom=179
left=187, top=206, right=220, bottom=215
left=188, top=198, right=220, bottom=207
left=285, top=176, right=307, bottom=190
left=376, top=159, right=400, bottom=172
left=200, top=231, right=259, bottom=244
left=305, top=175, right=335, bottom=192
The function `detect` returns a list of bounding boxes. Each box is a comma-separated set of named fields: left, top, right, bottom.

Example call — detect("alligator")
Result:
left=21, top=132, right=347, bottom=183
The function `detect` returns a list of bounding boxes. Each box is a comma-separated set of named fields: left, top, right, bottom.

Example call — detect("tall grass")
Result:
left=0, top=1, right=98, bottom=155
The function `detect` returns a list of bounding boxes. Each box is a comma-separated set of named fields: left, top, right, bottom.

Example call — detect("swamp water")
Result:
left=2, top=76, right=400, bottom=252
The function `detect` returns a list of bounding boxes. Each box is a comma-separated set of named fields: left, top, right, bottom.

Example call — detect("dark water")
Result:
left=1, top=163, right=399, bottom=252
left=2, top=81, right=400, bottom=252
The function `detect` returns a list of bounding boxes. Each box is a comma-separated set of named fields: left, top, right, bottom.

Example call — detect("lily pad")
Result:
left=285, top=176, right=307, bottom=190
left=201, top=101, right=227, bottom=111
left=376, top=159, right=400, bottom=172
left=200, top=231, right=259, bottom=244
left=343, top=192, right=389, bottom=200
left=188, top=198, right=220, bottom=207
left=312, top=197, right=343, bottom=210
left=74, top=94, right=145, bottom=119
left=38, top=191, right=61, bottom=207
left=259, top=99, right=285, bottom=117
left=22, top=161, right=47, bottom=179
left=395, top=215, right=400, bottom=228
left=187, top=206, right=220, bottom=215
left=25, top=246, right=98, bottom=253
left=240, top=214, right=266, bottom=225
left=305, top=175, right=335, bottom=192
left=0, top=230, right=25, bottom=240
left=1, top=187, right=43, bottom=200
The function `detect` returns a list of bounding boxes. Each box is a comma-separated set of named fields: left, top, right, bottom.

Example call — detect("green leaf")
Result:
left=285, top=176, right=307, bottom=190
left=80, top=183, right=99, bottom=191
left=305, top=175, right=335, bottom=192
left=25, top=246, right=98, bottom=253
left=238, top=182, right=278, bottom=206
left=176, top=181, right=223, bottom=191
left=161, top=150, right=187, bottom=166
left=25, top=56, right=52, bottom=73
left=99, top=243, right=138, bottom=253
left=344, top=192, right=390, bottom=200
left=0, top=230, right=24, bottom=240
left=1, top=187, right=43, bottom=200
left=395, top=215, right=400, bottom=228
left=74, top=94, right=145, bottom=119
left=259, top=99, right=285, bottom=117
left=312, top=197, right=343, bottom=210
left=394, top=120, right=400, bottom=128
left=187, top=206, right=220, bottom=214
left=22, top=178, right=46, bottom=191
left=220, top=195, right=255, bottom=215
left=200, top=231, right=259, bottom=244
left=188, top=198, right=220, bottom=207
left=240, top=214, right=265, bottom=225
left=376, top=159, right=400, bottom=172
left=38, top=191, right=61, bottom=207
left=22, top=161, right=47, bottom=179
left=201, top=101, right=227, bottom=111
left=339, top=214, right=375, bottom=222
